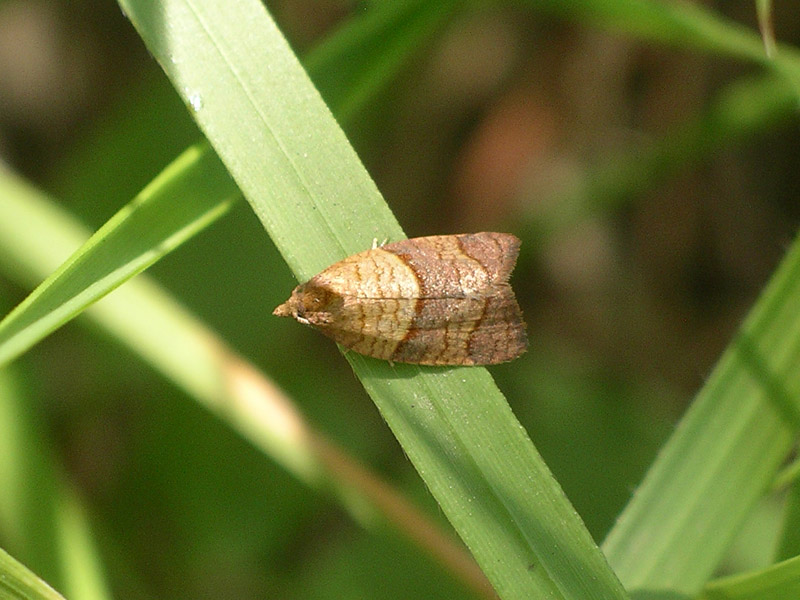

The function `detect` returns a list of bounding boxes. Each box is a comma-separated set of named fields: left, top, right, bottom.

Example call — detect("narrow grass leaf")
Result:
left=0, top=368, right=110, bottom=600
left=756, top=0, right=776, bottom=58
left=0, top=145, right=237, bottom=368
left=120, top=1, right=629, bottom=598
left=603, top=235, right=800, bottom=595
left=698, top=554, right=800, bottom=600
left=776, top=481, right=800, bottom=561
left=0, top=547, right=66, bottom=600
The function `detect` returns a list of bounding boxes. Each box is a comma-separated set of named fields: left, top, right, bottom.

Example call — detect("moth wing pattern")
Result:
left=273, top=232, right=528, bottom=365
left=390, top=292, right=526, bottom=365
left=380, top=232, right=521, bottom=298
left=310, top=294, right=525, bottom=365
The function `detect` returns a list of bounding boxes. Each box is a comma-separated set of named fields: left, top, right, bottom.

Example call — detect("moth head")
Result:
left=273, top=282, right=341, bottom=326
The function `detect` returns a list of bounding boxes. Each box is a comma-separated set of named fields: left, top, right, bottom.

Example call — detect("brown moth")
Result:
left=273, top=232, right=527, bottom=365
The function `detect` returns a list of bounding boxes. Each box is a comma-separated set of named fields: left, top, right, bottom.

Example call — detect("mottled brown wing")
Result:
left=279, top=232, right=527, bottom=364
left=315, top=289, right=527, bottom=365
left=382, top=232, right=521, bottom=294
left=390, top=288, right=527, bottom=365
left=309, top=296, right=419, bottom=361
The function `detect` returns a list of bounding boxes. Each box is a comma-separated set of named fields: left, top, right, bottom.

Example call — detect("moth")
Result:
left=273, top=232, right=527, bottom=365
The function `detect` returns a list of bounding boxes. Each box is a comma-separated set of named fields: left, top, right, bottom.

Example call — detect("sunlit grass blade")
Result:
left=0, top=145, right=237, bottom=368
left=0, top=546, right=66, bottom=600
left=119, top=0, right=629, bottom=598
left=603, top=235, right=800, bottom=595
left=698, top=554, right=800, bottom=600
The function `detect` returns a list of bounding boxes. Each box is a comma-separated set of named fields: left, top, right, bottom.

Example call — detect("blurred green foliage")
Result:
left=1, top=0, right=799, bottom=598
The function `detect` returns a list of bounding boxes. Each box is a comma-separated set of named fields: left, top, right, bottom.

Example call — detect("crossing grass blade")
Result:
left=698, top=554, right=800, bottom=600
left=602, top=235, right=800, bottom=595
left=118, top=1, right=630, bottom=598
left=0, top=145, right=237, bottom=368
left=0, top=0, right=456, bottom=372
left=0, top=546, right=66, bottom=600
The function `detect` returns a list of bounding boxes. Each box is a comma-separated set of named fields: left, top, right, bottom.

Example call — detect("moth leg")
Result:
left=371, top=237, right=389, bottom=249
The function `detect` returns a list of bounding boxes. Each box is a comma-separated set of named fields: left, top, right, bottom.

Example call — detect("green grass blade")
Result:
left=120, top=0, right=629, bottom=598
left=0, top=368, right=110, bottom=600
left=0, top=547, right=66, bottom=600
left=698, top=554, right=800, bottom=600
left=121, top=0, right=403, bottom=278
left=0, top=145, right=237, bottom=368
left=603, top=235, right=800, bottom=594
left=756, top=0, right=776, bottom=58
left=776, top=480, right=800, bottom=561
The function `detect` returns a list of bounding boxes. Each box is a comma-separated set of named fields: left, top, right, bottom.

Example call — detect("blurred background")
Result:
left=1, top=0, right=799, bottom=598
